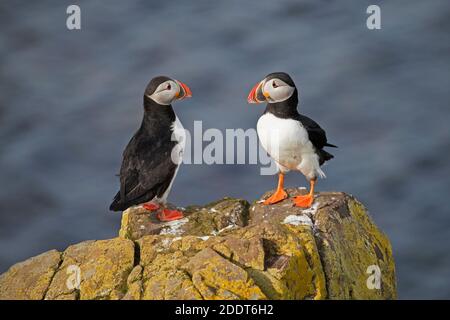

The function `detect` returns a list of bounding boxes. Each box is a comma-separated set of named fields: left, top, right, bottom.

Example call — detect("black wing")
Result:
left=110, top=131, right=178, bottom=211
left=297, top=114, right=337, bottom=165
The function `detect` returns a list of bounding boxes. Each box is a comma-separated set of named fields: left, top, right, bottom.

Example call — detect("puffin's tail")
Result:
left=318, top=149, right=334, bottom=165
left=109, top=192, right=128, bottom=212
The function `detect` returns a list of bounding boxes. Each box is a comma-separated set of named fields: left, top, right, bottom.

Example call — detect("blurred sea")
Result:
left=0, top=0, right=449, bottom=298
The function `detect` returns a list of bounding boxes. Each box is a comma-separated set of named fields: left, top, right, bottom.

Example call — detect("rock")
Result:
left=44, top=238, right=135, bottom=300
left=122, top=265, right=143, bottom=300
left=119, top=198, right=248, bottom=240
left=0, top=189, right=397, bottom=299
left=251, top=189, right=396, bottom=299
left=0, top=250, right=61, bottom=300
left=185, top=248, right=266, bottom=300
left=314, top=195, right=396, bottom=299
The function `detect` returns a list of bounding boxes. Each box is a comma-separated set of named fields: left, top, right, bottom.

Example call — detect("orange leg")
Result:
left=293, top=179, right=316, bottom=208
left=264, top=173, right=288, bottom=205
left=157, top=208, right=184, bottom=222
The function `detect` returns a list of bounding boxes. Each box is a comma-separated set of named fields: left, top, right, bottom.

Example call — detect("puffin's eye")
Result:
left=272, top=81, right=278, bottom=88
left=167, top=83, right=171, bottom=90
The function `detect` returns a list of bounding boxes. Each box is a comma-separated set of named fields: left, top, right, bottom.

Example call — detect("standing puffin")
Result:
left=110, top=76, right=192, bottom=221
left=247, top=72, right=336, bottom=208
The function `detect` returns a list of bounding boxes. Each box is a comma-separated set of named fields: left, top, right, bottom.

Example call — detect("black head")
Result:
left=144, top=75, right=192, bottom=106
left=247, top=72, right=298, bottom=105
left=265, top=72, right=296, bottom=87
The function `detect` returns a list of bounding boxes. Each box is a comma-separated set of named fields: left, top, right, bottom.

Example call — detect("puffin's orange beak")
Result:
left=176, top=80, right=192, bottom=100
left=247, top=80, right=266, bottom=104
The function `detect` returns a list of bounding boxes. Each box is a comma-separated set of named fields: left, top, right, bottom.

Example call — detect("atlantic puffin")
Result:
left=247, top=72, right=336, bottom=208
left=110, top=76, right=192, bottom=221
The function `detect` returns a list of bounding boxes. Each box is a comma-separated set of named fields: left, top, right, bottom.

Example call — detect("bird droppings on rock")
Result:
left=160, top=238, right=172, bottom=249
left=282, top=214, right=313, bottom=227
left=0, top=191, right=397, bottom=300
left=159, top=218, right=189, bottom=236
left=211, top=224, right=236, bottom=236
left=300, top=201, right=320, bottom=216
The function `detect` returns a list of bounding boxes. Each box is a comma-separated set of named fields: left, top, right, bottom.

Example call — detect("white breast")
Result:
left=257, top=113, right=324, bottom=180
left=172, top=116, right=186, bottom=149
left=157, top=116, right=185, bottom=203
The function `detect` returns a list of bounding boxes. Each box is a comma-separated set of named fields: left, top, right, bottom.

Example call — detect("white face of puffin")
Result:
left=262, top=78, right=295, bottom=103
left=147, top=80, right=188, bottom=105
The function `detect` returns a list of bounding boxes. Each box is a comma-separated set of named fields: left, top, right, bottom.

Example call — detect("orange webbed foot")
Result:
left=143, top=202, right=160, bottom=211
left=263, top=189, right=288, bottom=205
left=293, top=194, right=314, bottom=208
left=157, top=209, right=184, bottom=222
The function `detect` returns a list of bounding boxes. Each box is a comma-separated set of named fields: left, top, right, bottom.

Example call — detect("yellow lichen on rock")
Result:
left=122, top=265, right=143, bottom=300
left=119, top=209, right=131, bottom=239
left=44, top=238, right=135, bottom=300
left=0, top=250, right=61, bottom=300
left=185, top=248, right=266, bottom=300
left=282, top=224, right=327, bottom=299
left=0, top=191, right=397, bottom=300
left=313, top=195, right=397, bottom=299
left=137, top=235, right=205, bottom=300
left=229, top=223, right=326, bottom=300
